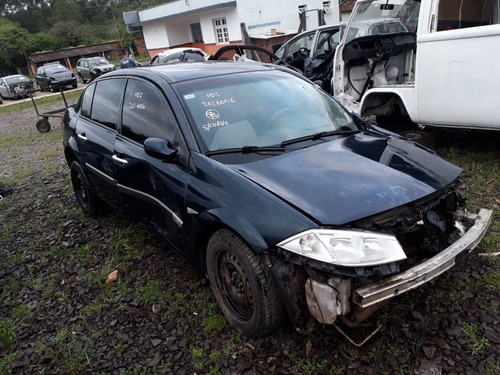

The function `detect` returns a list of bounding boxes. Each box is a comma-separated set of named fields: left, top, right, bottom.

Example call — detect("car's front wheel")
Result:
left=70, top=161, right=108, bottom=216
left=206, top=229, right=283, bottom=337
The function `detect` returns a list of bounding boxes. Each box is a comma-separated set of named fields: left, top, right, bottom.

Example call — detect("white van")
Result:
left=333, top=0, right=500, bottom=130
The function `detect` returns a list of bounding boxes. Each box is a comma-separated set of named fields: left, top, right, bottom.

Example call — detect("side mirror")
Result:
left=144, top=138, right=178, bottom=161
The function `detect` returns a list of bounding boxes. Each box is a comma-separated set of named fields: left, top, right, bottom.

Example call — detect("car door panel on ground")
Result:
left=114, top=78, right=190, bottom=252
left=76, top=78, right=125, bottom=208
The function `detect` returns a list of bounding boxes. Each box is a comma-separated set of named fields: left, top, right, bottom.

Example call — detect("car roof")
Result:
left=2, top=74, right=26, bottom=79
left=105, top=61, right=279, bottom=84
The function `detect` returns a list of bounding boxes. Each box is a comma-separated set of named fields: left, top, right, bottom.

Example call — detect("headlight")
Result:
left=277, top=229, right=406, bottom=267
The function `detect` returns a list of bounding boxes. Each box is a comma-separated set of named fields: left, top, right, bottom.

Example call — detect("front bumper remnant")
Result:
left=353, top=208, right=493, bottom=308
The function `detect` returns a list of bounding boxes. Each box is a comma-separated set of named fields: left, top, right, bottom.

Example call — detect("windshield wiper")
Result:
left=206, top=145, right=286, bottom=156
left=280, top=129, right=360, bottom=147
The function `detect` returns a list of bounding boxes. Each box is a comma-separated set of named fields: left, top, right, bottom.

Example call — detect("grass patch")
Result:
left=0, top=351, right=16, bottom=374
left=0, top=91, right=82, bottom=116
left=134, top=280, right=169, bottom=304
left=0, top=319, right=18, bottom=348
left=203, top=313, right=227, bottom=333
left=461, top=323, right=490, bottom=355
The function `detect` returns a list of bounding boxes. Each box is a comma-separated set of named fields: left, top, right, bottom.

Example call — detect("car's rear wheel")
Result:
left=70, top=161, right=108, bottom=216
left=206, top=229, right=283, bottom=337
left=50, top=84, right=57, bottom=92
left=72, top=83, right=78, bottom=89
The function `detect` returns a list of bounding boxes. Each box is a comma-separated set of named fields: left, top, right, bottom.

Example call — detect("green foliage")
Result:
left=0, top=18, right=29, bottom=71
left=203, top=314, right=227, bottom=333
left=50, top=21, right=92, bottom=48
left=461, top=323, right=490, bottom=355
left=28, top=32, right=61, bottom=53
left=0, top=319, right=17, bottom=348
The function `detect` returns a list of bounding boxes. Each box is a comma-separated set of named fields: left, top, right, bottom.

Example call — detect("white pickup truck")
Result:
left=333, top=0, right=500, bottom=130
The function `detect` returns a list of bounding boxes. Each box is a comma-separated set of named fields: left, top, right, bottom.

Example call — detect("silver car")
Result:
left=0, top=75, right=34, bottom=100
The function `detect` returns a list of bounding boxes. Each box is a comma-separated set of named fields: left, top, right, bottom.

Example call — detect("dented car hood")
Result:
left=231, top=132, right=462, bottom=225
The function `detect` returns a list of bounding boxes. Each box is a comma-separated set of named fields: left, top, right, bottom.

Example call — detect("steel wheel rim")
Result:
left=215, top=249, right=254, bottom=321
left=72, top=169, right=89, bottom=208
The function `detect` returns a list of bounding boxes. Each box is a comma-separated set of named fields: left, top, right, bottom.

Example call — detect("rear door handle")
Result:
left=77, top=133, right=87, bottom=141
left=112, top=154, right=128, bottom=164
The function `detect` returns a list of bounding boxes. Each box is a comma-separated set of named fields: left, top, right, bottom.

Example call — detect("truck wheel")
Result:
left=35, top=118, right=51, bottom=133
left=70, top=161, right=108, bottom=216
left=206, top=229, right=283, bottom=337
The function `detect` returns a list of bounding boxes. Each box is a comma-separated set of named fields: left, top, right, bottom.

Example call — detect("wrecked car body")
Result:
left=274, top=24, right=345, bottom=92
left=333, top=0, right=500, bottom=130
left=62, top=62, right=492, bottom=340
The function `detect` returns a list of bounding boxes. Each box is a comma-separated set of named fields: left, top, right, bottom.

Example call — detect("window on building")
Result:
left=190, top=23, right=204, bottom=43
left=213, top=17, right=229, bottom=44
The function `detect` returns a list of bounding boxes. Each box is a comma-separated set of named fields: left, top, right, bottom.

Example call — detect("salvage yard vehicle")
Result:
left=275, top=23, right=345, bottom=91
left=332, top=0, right=500, bottom=130
left=0, top=74, right=34, bottom=99
left=76, top=56, right=115, bottom=82
left=62, top=62, right=492, bottom=341
left=35, top=63, right=78, bottom=92
left=150, top=47, right=210, bottom=65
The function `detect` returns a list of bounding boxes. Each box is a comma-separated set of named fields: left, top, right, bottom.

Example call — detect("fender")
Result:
left=359, top=86, right=416, bottom=122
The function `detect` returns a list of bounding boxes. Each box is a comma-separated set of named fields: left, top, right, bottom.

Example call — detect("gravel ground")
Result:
left=0, top=103, right=499, bottom=375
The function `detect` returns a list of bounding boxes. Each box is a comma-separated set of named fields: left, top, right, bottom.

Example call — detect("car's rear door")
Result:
left=113, top=77, right=191, bottom=253
left=74, top=78, right=126, bottom=207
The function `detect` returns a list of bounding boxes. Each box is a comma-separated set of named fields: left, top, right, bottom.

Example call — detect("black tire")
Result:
left=35, top=118, right=51, bottom=133
left=50, top=84, right=57, bottom=93
left=206, top=229, right=283, bottom=337
left=70, top=161, right=108, bottom=216
left=79, top=74, right=86, bottom=83
left=72, top=83, right=78, bottom=89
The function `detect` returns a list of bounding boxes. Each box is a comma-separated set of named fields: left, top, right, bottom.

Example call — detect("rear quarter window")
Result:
left=90, top=78, right=126, bottom=129
left=80, top=84, right=96, bottom=118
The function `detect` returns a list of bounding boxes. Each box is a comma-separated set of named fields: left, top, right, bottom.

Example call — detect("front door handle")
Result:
left=112, top=154, right=128, bottom=164
left=77, top=133, right=87, bottom=141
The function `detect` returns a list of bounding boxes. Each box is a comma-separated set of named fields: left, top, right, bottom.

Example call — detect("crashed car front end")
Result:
left=270, top=184, right=492, bottom=332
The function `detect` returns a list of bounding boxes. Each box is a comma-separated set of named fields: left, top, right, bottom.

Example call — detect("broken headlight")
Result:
left=277, top=229, right=407, bottom=267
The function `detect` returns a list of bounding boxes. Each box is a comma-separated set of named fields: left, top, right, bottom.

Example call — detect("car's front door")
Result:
left=113, top=78, right=191, bottom=253
left=75, top=78, right=125, bottom=207
left=0, top=78, right=8, bottom=98
left=36, top=68, right=48, bottom=90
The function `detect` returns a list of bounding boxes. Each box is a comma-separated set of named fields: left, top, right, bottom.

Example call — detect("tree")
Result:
left=50, top=20, right=91, bottom=47
left=0, top=18, right=30, bottom=74
left=28, top=32, right=60, bottom=53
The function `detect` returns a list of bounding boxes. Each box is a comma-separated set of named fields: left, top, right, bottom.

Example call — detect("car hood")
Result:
left=230, top=132, right=462, bottom=225
left=92, top=64, right=114, bottom=70
left=50, top=71, right=73, bottom=80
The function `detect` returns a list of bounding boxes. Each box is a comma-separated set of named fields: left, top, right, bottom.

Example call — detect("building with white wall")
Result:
left=123, top=0, right=340, bottom=56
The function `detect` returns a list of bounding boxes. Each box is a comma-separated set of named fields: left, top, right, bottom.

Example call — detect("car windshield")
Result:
left=176, top=70, right=356, bottom=152
left=88, top=57, right=110, bottom=65
left=5, top=75, right=30, bottom=84
left=345, top=0, right=420, bottom=43
left=45, top=65, right=68, bottom=74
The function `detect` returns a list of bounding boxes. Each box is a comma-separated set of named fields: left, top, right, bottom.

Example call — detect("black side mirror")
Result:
left=144, top=138, right=178, bottom=161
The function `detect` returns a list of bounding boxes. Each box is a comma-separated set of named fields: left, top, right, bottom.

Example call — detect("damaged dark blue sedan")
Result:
left=62, top=62, right=492, bottom=340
